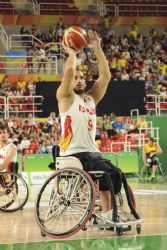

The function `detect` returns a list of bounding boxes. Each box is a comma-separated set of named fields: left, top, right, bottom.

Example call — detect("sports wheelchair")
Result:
left=139, top=155, right=167, bottom=183
left=35, top=156, right=142, bottom=238
left=0, top=162, right=29, bottom=212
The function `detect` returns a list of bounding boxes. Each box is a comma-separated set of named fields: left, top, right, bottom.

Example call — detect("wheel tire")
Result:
left=0, top=172, right=29, bottom=212
left=35, top=167, right=96, bottom=238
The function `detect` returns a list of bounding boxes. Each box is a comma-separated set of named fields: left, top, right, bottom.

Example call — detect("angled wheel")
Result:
left=0, top=172, right=29, bottom=212
left=35, top=167, right=96, bottom=238
left=128, top=185, right=136, bottom=209
left=117, top=185, right=136, bottom=209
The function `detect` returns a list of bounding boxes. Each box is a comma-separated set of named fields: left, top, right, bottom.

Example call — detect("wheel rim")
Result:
left=35, top=168, right=96, bottom=238
left=0, top=172, right=29, bottom=212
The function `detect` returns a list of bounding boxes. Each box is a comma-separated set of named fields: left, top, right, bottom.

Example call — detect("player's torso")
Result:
left=59, top=94, right=99, bottom=155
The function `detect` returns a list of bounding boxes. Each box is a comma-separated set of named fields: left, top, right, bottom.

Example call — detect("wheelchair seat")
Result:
left=56, top=156, right=83, bottom=170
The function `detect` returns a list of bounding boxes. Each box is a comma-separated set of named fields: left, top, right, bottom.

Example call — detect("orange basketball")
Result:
left=63, top=26, right=87, bottom=51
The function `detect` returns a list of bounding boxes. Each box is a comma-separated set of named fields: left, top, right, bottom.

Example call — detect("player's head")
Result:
left=148, top=137, right=155, bottom=146
left=0, top=127, right=8, bottom=143
left=73, top=69, right=86, bottom=95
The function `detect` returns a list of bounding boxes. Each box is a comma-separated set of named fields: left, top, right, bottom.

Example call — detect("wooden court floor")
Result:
left=0, top=179, right=167, bottom=249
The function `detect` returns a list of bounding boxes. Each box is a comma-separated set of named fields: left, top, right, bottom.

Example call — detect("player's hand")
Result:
left=62, top=41, right=78, bottom=55
left=87, top=30, right=101, bottom=49
left=150, top=152, right=155, bottom=157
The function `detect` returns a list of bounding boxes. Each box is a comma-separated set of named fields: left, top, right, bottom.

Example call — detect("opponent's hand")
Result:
left=150, top=152, right=155, bottom=157
left=87, top=30, right=101, bottom=49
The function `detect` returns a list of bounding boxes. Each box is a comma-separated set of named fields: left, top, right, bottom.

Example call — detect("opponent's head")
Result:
left=0, top=127, right=9, bottom=143
left=73, top=69, right=86, bottom=95
left=148, top=137, right=155, bottom=146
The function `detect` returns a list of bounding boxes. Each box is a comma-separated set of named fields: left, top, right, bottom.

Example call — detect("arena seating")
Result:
left=36, top=0, right=80, bottom=15
left=0, top=1, right=13, bottom=14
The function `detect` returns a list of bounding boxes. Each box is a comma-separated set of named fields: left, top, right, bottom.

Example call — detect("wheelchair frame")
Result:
left=0, top=171, right=29, bottom=212
left=35, top=156, right=142, bottom=238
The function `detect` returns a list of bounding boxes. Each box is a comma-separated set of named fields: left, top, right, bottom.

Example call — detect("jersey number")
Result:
left=88, top=119, right=93, bottom=131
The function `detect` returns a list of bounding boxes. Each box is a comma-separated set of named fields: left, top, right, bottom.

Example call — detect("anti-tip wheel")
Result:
left=41, top=231, right=46, bottom=237
left=136, top=224, right=141, bottom=234
left=116, top=227, right=123, bottom=236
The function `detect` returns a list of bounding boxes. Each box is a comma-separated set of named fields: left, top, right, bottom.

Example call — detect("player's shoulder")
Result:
left=8, top=143, right=17, bottom=151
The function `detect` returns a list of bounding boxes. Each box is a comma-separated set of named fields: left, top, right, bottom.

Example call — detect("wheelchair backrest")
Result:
left=56, top=157, right=83, bottom=170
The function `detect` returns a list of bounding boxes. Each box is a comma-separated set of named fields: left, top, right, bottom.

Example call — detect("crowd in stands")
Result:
left=0, top=77, right=41, bottom=114
left=0, top=111, right=149, bottom=155
left=2, top=19, right=163, bottom=98
left=0, top=112, right=61, bottom=155
left=18, top=21, right=167, bottom=97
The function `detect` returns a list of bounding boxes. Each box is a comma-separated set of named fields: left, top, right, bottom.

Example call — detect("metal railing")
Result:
left=146, top=94, right=158, bottom=115
left=0, top=24, right=9, bottom=51
left=103, top=4, right=117, bottom=16
left=0, top=1, right=38, bottom=14
left=111, top=141, right=131, bottom=153
left=38, top=2, right=103, bottom=16
left=138, top=127, right=159, bottom=144
left=158, top=94, right=167, bottom=115
left=9, top=34, right=44, bottom=51
left=118, top=4, right=167, bottom=16
left=0, top=55, right=58, bottom=74
left=6, top=95, right=43, bottom=119
left=0, top=96, right=7, bottom=119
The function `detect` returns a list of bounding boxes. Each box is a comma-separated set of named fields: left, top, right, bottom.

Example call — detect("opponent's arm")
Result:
left=142, top=145, right=147, bottom=166
left=87, top=31, right=111, bottom=104
left=0, top=144, right=17, bottom=171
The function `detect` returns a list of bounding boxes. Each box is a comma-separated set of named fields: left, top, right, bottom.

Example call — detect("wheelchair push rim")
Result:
left=0, top=172, right=29, bottom=212
left=35, top=167, right=96, bottom=238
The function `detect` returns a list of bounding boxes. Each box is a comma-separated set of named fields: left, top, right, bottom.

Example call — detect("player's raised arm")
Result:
left=87, top=31, right=111, bottom=104
left=56, top=42, right=77, bottom=102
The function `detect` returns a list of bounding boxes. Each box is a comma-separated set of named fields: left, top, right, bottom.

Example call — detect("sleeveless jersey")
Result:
left=0, top=143, right=17, bottom=168
left=59, top=94, right=99, bottom=156
left=145, top=143, right=157, bottom=154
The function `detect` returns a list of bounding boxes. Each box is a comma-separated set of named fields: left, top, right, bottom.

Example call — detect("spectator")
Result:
left=136, top=115, right=147, bottom=132
left=20, top=135, right=30, bottom=153
left=37, top=44, right=46, bottom=74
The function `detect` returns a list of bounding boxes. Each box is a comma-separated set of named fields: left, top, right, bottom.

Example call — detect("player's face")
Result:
left=148, top=139, right=154, bottom=146
left=73, top=71, right=86, bottom=95
left=0, top=129, right=8, bottom=142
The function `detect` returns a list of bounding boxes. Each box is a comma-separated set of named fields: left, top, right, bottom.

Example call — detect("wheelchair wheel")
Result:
left=0, top=172, right=29, bottom=212
left=35, top=167, right=96, bottom=238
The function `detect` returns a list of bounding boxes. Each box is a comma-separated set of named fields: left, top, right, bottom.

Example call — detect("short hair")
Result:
left=0, top=125, right=7, bottom=131
left=149, top=137, right=155, bottom=143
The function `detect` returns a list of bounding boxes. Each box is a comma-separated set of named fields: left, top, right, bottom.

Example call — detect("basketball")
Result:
left=63, top=26, right=87, bottom=51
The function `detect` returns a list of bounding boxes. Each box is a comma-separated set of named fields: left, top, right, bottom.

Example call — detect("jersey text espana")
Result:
left=59, top=94, right=99, bottom=156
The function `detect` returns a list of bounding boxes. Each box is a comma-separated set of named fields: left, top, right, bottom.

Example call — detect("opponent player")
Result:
left=0, top=127, right=17, bottom=172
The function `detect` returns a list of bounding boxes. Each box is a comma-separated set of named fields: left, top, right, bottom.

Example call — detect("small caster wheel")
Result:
left=20, top=207, right=23, bottom=211
left=136, top=224, right=141, bottom=234
left=41, top=231, right=46, bottom=237
left=116, top=227, right=123, bottom=236
left=82, top=225, right=87, bottom=231
left=90, top=214, right=98, bottom=225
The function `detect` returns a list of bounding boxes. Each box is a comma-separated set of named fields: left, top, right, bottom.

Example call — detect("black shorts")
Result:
left=71, top=152, right=122, bottom=194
